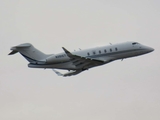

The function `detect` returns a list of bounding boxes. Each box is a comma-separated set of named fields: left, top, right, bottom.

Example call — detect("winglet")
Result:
left=62, top=47, right=72, bottom=56
left=53, top=69, right=64, bottom=76
left=53, top=69, right=82, bottom=77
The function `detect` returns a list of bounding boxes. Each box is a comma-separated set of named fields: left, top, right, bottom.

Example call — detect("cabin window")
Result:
left=87, top=52, right=90, bottom=56
left=132, top=42, right=138, bottom=45
left=110, top=49, right=112, bottom=52
left=115, top=48, right=118, bottom=51
left=93, top=51, right=96, bottom=55
left=99, top=50, right=101, bottom=54
left=104, top=49, right=107, bottom=53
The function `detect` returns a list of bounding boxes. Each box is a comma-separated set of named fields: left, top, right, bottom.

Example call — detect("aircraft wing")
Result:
left=62, top=47, right=104, bottom=69
left=53, top=69, right=82, bottom=77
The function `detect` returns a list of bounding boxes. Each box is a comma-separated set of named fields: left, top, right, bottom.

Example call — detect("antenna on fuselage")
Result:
left=109, top=43, right=112, bottom=45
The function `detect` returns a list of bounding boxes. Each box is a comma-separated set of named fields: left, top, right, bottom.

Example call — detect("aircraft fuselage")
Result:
left=28, top=41, right=154, bottom=70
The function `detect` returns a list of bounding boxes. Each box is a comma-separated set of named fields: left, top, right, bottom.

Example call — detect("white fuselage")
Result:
left=28, top=41, right=154, bottom=70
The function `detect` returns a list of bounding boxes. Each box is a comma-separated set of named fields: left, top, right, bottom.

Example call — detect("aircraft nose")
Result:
left=150, top=47, right=154, bottom=52
left=146, top=46, right=154, bottom=53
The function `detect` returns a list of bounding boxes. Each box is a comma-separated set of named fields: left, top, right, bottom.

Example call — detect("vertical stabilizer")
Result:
left=9, top=43, right=50, bottom=63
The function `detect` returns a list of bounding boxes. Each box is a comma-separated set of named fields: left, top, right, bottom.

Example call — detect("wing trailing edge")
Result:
left=53, top=69, right=82, bottom=77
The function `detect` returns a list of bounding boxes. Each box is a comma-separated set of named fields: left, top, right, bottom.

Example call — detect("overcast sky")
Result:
left=0, top=0, right=160, bottom=120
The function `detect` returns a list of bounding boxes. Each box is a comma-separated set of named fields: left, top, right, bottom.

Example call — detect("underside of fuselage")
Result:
left=28, top=61, right=77, bottom=70
left=28, top=60, right=106, bottom=70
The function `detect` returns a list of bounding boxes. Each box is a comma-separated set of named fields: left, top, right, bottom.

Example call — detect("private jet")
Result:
left=9, top=42, right=154, bottom=77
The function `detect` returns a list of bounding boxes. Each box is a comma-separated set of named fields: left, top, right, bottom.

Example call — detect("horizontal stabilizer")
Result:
left=13, top=43, right=31, bottom=48
left=8, top=50, right=18, bottom=55
left=8, top=43, right=31, bottom=55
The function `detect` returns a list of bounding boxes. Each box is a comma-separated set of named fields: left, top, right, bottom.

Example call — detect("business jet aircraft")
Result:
left=9, top=42, right=154, bottom=77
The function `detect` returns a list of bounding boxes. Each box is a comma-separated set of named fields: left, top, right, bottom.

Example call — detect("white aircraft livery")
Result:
left=9, top=42, right=154, bottom=77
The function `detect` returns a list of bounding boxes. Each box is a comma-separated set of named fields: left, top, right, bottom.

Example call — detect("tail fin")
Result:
left=9, top=43, right=50, bottom=63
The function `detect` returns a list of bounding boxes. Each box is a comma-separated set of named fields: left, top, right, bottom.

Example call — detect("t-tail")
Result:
left=8, top=43, right=50, bottom=63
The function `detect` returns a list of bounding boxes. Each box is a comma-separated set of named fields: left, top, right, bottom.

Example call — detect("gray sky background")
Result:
left=0, top=0, right=160, bottom=120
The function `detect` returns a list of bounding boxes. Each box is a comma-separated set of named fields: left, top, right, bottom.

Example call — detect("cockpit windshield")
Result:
left=132, top=42, right=139, bottom=45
